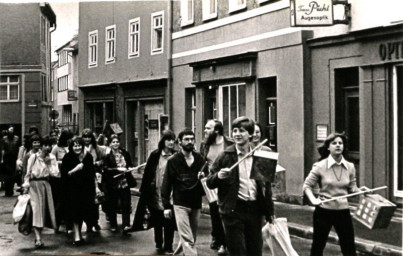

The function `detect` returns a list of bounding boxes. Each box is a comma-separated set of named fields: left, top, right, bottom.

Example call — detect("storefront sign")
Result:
left=379, top=41, right=403, bottom=61
left=291, top=0, right=334, bottom=26
left=316, top=124, right=328, bottom=141
left=68, top=90, right=77, bottom=101
left=149, top=119, right=159, bottom=129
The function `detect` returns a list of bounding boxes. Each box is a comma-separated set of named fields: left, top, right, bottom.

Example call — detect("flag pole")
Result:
left=228, top=139, right=268, bottom=171
left=320, top=186, right=388, bottom=203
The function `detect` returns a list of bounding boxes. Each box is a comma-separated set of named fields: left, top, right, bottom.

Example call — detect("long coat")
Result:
left=60, top=152, right=95, bottom=222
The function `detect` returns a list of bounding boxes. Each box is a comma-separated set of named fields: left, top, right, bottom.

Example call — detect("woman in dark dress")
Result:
left=103, top=134, right=136, bottom=235
left=61, top=136, right=96, bottom=245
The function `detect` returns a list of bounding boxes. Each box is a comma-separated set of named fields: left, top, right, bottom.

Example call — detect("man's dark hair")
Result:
left=231, top=116, right=255, bottom=135
left=58, top=130, right=72, bottom=147
left=208, top=119, right=224, bottom=136
left=178, top=128, right=195, bottom=141
left=41, top=135, right=53, bottom=147
left=158, top=130, right=176, bottom=152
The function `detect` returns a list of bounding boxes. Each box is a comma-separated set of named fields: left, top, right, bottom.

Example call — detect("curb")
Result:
left=130, top=189, right=402, bottom=256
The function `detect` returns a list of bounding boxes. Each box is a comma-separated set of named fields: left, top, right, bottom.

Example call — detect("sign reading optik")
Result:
left=291, top=0, right=334, bottom=26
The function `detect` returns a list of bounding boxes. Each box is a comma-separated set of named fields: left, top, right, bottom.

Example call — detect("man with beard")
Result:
left=1, top=125, right=20, bottom=196
left=207, top=117, right=275, bottom=256
left=199, top=119, right=233, bottom=255
left=162, top=128, right=205, bottom=255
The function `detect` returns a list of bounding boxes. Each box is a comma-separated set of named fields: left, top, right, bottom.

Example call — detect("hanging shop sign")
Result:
left=291, top=0, right=334, bottom=26
left=68, top=90, right=77, bottom=101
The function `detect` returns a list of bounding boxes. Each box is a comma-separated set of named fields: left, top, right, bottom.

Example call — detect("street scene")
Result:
left=0, top=0, right=403, bottom=255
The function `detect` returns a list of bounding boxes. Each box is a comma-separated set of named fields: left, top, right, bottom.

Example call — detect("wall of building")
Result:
left=78, top=1, right=169, bottom=87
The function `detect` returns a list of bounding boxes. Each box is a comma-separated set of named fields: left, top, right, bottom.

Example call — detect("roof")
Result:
left=40, top=2, right=56, bottom=27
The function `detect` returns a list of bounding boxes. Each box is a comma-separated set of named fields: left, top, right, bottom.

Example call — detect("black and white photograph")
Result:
left=0, top=0, right=402, bottom=255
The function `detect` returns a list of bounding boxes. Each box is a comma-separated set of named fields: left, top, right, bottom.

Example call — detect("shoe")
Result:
left=110, top=226, right=117, bottom=232
left=210, top=240, right=219, bottom=250
left=72, top=239, right=85, bottom=246
left=164, top=247, right=174, bottom=255
left=155, top=245, right=163, bottom=254
left=217, top=245, right=226, bottom=255
left=122, top=226, right=131, bottom=236
left=34, top=239, right=44, bottom=248
left=86, top=226, right=94, bottom=233
left=67, top=229, right=73, bottom=234
left=94, top=224, right=101, bottom=231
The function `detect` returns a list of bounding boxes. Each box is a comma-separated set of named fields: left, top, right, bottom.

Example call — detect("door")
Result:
left=393, top=65, right=403, bottom=197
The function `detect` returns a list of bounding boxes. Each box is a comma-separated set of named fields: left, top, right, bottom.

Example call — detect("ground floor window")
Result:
left=86, top=101, right=114, bottom=135
left=393, top=65, right=403, bottom=197
left=218, top=83, right=246, bottom=136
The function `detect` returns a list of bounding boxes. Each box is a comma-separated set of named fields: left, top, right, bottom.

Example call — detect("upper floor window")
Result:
left=0, top=76, right=19, bottom=102
left=151, top=11, right=164, bottom=55
left=40, top=15, right=47, bottom=47
left=229, top=0, right=246, bottom=13
left=181, top=0, right=194, bottom=26
left=58, top=75, right=68, bottom=92
left=88, top=30, right=98, bottom=68
left=203, top=0, right=217, bottom=21
left=58, top=51, right=68, bottom=66
left=41, top=74, right=49, bottom=102
left=105, top=25, right=116, bottom=64
left=128, top=18, right=140, bottom=58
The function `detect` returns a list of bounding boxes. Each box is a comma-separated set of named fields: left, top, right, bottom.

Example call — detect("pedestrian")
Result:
left=22, top=136, right=59, bottom=248
left=28, top=125, right=39, bottom=136
left=303, top=132, right=370, bottom=256
left=81, top=128, right=105, bottom=232
left=161, top=128, right=205, bottom=255
left=251, top=123, right=272, bottom=151
left=1, top=125, right=20, bottom=197
left=206, top=116, right=275, bottom=256
left=60, top=136, right=98, bottom=245
left=49, top=129, right=58, bottom=149
left=16, top=134, right=31, bottom=193
left=51, top=130, right=73, bottom=233
left=135, top=129, right=177, bottom=254
left=199, top=119, right=233, bottom=255
left=103, top=134, right=136, bottom=235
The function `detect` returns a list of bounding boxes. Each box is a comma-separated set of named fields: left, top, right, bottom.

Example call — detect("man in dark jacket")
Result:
left=162, top=128, right=205, bottom=255
left=199, top=119, right=233, bottom=255
left=207, top=117, right=274, bottom=256
left=1, top=125, right=20, bottom=197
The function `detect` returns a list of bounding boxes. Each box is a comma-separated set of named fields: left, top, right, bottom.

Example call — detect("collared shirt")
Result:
left=327, top=155, right=348, bottom=169
left=236, top=146, right=257, bottom=201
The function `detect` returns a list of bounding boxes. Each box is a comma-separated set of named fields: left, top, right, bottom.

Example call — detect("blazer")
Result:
left=206, top=145, right=274, bottom=219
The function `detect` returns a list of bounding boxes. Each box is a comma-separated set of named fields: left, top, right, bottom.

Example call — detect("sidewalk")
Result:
left=132, top=188, right=402, bottom=256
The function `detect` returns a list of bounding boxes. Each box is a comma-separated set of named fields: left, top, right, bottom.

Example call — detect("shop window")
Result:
left=229, top=0, right=246, bottom=13
left=105, top=25, right=116, bottom=64
left=0, top=76, right=19, bottom=102
left=128, top=18, right=140, bottom=58
left=181, top=0, right=194, bottom=26
left=185, top=88, right=197, bottom=133
left=87, top=101, right=114, bottom=135
left=88, top=30, right=98, bottom=68
left=219, top=84, right=246, bottom=136
left=202, top=0, right=217, bottom=21
left=151, top=11, right=164, bottom=55
left=393, top=65, right=403, bottom=197
left=258, top=77, right=277, bottom=151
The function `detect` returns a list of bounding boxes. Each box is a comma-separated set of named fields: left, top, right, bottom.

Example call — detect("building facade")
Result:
left=53, top=35, right=79, bottom=134
left=78, top=1, right=171, bottom=164
left=171, top=0, right=403, bottom=204
left=0, top=3, right=56, bottom=137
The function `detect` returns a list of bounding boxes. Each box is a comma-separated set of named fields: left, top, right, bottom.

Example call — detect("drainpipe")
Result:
left=167, top=0, right=173, bottom=128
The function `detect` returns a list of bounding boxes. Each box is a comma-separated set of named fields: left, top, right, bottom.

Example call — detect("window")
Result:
left=128, top=18, right=140, bottom=58
left=58, top=75, right=68, bottom=92
left=393, top=65, right=403, bottom=197
left=185, top=88, right=197, bottom=133
left=218, top=84, right=246, bottom=136
left=41, top=74, right=48, bottom=102
left=181, top=0, right=194, bottom=26
left=203, top=0, right=217, bottom=21
left=229, top=0, right=246, bottom=13
left=0, top=76, right=19, bottom=102
left=88, top=30, right=98, bottom=67
left=58, top=51, right=68, bottom=66
left=151, top=11, right=164, bottom=55
left=62, top=105, right=72, bottom=125
left=105, top=25, right=116, bottom=63
left=40, top=15, right=47, bottom=46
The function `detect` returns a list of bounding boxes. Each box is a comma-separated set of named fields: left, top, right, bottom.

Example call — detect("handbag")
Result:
left=262, top=218, right=299, bottom=256
left=13, top=194, right=30, bottom=223
left=18, top=200, right=33, bottom=236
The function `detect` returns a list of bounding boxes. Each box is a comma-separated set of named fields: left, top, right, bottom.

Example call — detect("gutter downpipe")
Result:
left=167, top=0, right=173, bottom=128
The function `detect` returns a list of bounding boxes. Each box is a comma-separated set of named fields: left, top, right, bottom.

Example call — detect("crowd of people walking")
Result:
left=0, top=116, right=371, bottom=256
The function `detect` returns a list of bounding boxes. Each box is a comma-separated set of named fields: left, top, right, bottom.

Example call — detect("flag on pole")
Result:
left=250, top=150, right=279, bottom=182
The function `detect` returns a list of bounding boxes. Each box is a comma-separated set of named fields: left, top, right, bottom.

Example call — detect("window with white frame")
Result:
left=105, top=25, right=116, bottom=64
left=393, top=65, right=403, bottom=197
left=128, top=18, right=140, bottom=58
left=58, top=75, right=68, bottom=92
left=151, top=11, right=164, bottom=55
left=228, top=0, right=246, bottom=13
left=181, top=0, right=194, bottom=26
left=41, top=74, right=48, bottom=102
left=59, top=51, right=68, bottom=66
left=202, top=0, right=217, bottom=21
left=88, top=30, right=98, bottom=67
left=218, top=84, right=246, bottom=136
left=185, top=88, right=197, bottom=133
left=0, top=76, right=19, bottom=102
